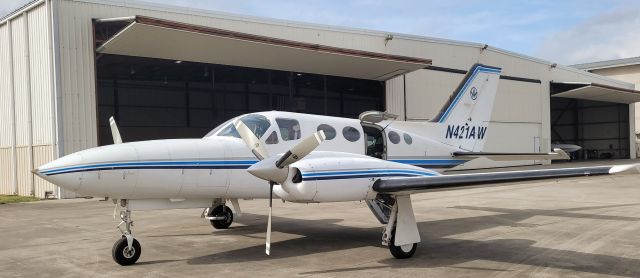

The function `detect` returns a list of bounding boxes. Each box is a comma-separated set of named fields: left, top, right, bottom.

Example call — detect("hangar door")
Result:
left=550, top=82, right=640, bottom=159
left=93, top=16, right=430, bottom=145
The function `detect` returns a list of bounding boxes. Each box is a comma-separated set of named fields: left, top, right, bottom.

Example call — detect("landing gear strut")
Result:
left=112, top=199, right=141, bottom=265
left=205, top=204, right=234, bottom=229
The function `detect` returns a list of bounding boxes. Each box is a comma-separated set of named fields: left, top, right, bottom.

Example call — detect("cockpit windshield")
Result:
left=204, top=114, right=272, bottom=139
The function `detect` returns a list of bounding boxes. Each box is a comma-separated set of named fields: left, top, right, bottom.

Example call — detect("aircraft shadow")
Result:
left=181, top=203, right=640, bottom=277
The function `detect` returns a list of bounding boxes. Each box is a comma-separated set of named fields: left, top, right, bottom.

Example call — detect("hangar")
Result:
left=2, top=0, right=640, bottom=198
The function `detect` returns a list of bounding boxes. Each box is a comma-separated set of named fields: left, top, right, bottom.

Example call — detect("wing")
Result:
left=373, top=164, right=640, bottom=194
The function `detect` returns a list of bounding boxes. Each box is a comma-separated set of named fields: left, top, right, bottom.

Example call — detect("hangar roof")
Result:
left=573, top=57, right=640, bottom=71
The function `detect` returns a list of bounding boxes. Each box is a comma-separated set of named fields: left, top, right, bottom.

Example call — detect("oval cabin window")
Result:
left=317, top=124, right=337, bottom=140
left=342, top=126, right=361, bottom=142
left=388, top=131, right=401, bottom=144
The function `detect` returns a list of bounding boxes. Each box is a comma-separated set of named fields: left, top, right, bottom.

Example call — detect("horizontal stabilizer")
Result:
left=453, top=148, right=570, bottom=161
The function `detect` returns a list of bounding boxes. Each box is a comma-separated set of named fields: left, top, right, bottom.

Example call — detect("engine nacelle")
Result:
left=272, top=152, right=439, bottom=203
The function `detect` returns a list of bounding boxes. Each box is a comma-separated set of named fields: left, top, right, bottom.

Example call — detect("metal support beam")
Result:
left=8, top=19, right=18, bottom=195
left=23, top=11, right=35, bottom=196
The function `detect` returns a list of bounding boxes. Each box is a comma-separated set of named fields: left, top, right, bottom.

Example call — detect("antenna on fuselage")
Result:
left=109, top=116, right=123, bottom=144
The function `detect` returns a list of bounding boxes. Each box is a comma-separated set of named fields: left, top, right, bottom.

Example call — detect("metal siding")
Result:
left=16, top=147, right=30, bottom=195
left=405, top=69, right=463, bottom=120
left=29, top=3, right=54, bottom=146
left=491, top=79, right=542, bottom=123
left=0, top=24, right=12, bottom=147
left=0, top=148, right=11, bottom=194
left=385, top=75, right=405, bottom=120
left=11, top=16, right=30, bottom=147
left=33, top=145, right=56, bottom=198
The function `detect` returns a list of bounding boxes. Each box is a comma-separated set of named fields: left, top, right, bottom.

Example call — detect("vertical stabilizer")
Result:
left=431, top=64, right=502, bottom=151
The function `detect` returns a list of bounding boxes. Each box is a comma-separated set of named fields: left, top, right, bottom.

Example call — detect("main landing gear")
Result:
left=372, top=195, right=419, bottom=259
left=112, top=199, right=141, bottom=265
left=203, top=199, right=234, bottom=229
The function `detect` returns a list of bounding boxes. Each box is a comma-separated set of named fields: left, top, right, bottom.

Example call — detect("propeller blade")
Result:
left=276, top=130, right=326, bottom=168
left=266, top=182, right=273, bottom=255
left=234, top=119, right=269, bottom=160
left=109, top=116, right=123, bottom=144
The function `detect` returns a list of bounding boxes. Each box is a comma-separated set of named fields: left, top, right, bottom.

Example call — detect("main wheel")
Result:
left=112, top=237, right=141, bottom=266
left=210, top=205, right=233, bottom=229
left=388, top=228, right=417, bottom=259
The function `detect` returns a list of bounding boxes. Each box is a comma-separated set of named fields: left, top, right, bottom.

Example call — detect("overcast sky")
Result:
left=2, top=0, right=639, bottom=65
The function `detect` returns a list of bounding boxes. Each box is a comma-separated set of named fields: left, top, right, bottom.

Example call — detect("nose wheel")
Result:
left=112, top=200, right=141, bottom=265
left=206, top=205, right=234, bottom=229
left=112, top=237, right=141, bottom=266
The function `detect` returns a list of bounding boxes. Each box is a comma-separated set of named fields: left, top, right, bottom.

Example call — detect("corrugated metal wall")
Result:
left=385, top=75, right=405, bottom=120
left=0, top=1, right=57, bottom=198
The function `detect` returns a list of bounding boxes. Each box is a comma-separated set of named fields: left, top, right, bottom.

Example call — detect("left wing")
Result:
left=373, top=164, right=640, bottom=194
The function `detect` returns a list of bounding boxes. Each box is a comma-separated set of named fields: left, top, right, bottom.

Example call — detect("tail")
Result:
left=431, top=63, right=502, bottom=151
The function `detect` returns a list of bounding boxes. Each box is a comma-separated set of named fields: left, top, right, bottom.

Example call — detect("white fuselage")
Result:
left=35, top=111, right=472, bottom=203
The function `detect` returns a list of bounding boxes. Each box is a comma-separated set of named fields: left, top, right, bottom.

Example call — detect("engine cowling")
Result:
left=272, top=153, right=439, bottom=203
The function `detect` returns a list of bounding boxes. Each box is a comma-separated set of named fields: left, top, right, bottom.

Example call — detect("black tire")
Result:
left=389, top=228, right=417, bottom=259
left=112, top=237, right=141, bottom=266
left=210, top=205, right=233, bottom=229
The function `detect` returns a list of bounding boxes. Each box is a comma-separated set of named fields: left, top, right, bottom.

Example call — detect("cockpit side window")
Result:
left=265, top=131, right=279, bottom=144
left=213, top=114, right=271, bottom=139
left=217, top=124, right=240, bottom=138
left=238, top=114, right=271, bottom=139
left=276, top=118, right=301, bottom=141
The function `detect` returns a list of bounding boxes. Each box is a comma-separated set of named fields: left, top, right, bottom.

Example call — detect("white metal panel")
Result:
left=16, top=147, right=31, bottom=195
left=405, top=69, right=462, bottom=120
left=33, top=145, right=58, bottom=198
left=491, top=79, right=542, bottom=123
left=0, top=24, right=12, bottom=148
left=0, top=148, right=12, bottom=194
left=11, top=16, right=30, bottom=147
left=385, top=75, right=405, bottom=120
left=28, top=3, right=54, bottom=146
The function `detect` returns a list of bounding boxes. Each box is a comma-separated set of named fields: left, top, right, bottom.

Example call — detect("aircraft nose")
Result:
left=34, top=152, right=84, bottom=191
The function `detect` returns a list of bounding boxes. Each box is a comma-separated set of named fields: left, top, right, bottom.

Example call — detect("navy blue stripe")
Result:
left=45, top=165, right=251, bottom=176
left=302, top=173, right=421, bottom=181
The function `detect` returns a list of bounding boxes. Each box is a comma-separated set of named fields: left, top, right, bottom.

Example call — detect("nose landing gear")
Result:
left=112, top=200, right=141, bottom=266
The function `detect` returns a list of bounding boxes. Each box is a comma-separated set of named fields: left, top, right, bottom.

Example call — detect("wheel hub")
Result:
left=123, top=246, right=136, bottom=259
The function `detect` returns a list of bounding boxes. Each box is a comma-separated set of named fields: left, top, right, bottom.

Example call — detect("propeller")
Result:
left=109, top=116, right=123, bottom=144
left=233, top=119, right=326, bottom=255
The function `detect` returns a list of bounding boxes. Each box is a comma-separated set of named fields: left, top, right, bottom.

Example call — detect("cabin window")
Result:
left=403, top=133, right=413, bottom=145
left=388, top=131, right=400, bottom=144
left=265, top=131, right=279, bottom=144
left=317, top=124, right=336, bottom=140
left=276, top=118, right=301, bottom=141
left=342, top=126, right=361, bottom=142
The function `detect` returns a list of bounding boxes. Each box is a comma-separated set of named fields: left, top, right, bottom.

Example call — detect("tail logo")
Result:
left=470, top=87, right=478, bottom=100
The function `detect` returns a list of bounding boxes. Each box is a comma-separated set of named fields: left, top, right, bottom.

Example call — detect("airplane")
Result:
left=32, top=64, right=640, bottom=266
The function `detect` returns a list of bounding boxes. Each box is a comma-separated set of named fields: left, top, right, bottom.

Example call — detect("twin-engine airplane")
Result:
left=33, top=64, right=640, bottom=265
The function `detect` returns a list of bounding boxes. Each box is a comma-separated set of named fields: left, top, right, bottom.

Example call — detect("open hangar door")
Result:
left=550, top=82, right=640, bottom=160
left=93, top=16, right=430, bottom=145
